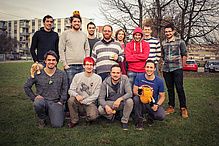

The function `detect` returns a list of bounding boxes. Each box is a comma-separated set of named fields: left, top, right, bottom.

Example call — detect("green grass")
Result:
left=0, top=62, right=218, bottom=146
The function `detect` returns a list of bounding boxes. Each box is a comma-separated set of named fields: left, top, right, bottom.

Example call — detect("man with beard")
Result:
left=133, top=60, right=165, bottom=130
left=87, top=22, right=99, bottom=57
left=161, top=24, right=188, bottom=118
left=30, top=15, right=59, bottom=66
left=98, top=65, right=133, bottom=130
left=92, top=25, right=125, bottom=81
left=67, top=57, right=102, bottom=128
left=24, top=50, right=68, bottom=129
left=59, top=11, right=90, bottom=119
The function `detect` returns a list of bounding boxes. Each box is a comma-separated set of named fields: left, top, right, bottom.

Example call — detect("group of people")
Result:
left=24, top=11, right=188, bottom=131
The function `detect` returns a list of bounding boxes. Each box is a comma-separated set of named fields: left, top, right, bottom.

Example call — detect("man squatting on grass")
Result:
left=24, top=50, right=68, bottom=129
left=133, top=60, right=166, bottom=130
left=67, top=57, right=102, bottom=128
left=98, top=64, right=133, bottom=130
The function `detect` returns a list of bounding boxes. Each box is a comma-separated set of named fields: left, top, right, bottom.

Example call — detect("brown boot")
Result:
left=181, top=108, right=188, bottom=118
left=165, top=105, right=174, bottom=114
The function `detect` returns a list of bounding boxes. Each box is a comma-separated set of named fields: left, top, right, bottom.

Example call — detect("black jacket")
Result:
left=30, top=27, right=59, bottom=62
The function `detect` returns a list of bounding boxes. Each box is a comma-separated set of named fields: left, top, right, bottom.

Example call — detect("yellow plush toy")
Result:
left=73, top=10, right=81, bottom=17
left=30, top=63, right=44, bottom=78
left=139, top=87, right=155, bottom=106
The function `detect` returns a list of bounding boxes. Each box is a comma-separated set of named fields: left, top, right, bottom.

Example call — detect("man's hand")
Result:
left=151, top=104, right=159, bottom=111
left=57, top=102, right=63, bottom=105
left=64, top=65, right=70, bottom=69
left=113, top=54, right=118, bottom=61
left=76, top=95, right=83, bottom=102
left=34, top=95, right=44, bottom=100
left=105, top=105, right=113, bottom=115
left=112, top=98, right=123, bottom=109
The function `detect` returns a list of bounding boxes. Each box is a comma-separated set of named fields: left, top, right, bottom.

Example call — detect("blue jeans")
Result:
left=127, top=71, right=143, bottom=90
left=64, top=64, right=84, bottom=112
left=163, top=69, right=187, bottom=108
left=33, top=98, right=64, bottom=128
left=98, top=72, right=110, bottom=81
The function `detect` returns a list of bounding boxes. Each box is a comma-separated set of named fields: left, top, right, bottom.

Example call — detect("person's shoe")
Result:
left=136, top=121, right=143, bottom=130
left=107, top=118, right=114, bottom=124
left=121, top=123, right=128, bottom=130
left=67, top=122, right=78, bottom=128
left=38, top=120, right=46, bottom=129
left=65, top=112, right=71, bottom=119
left=147, top=118, right=154, bottom=126
left=165, top=105, right=174, bottom=114
left=86, top=121, right=93, bottom=125
left=181, top=108, right=188, bottom=118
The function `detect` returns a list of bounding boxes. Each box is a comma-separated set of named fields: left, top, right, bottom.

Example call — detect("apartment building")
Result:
left=187, top=44, right=219, bottom=61
left=5, top=17, right=100, bottom=54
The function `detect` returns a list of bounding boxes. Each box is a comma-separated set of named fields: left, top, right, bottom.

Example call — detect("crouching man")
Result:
left=67, top=57, right=102, bottom=128
left=98, top=64, right=133, bottom=130
left=24, top=50, right=68, bottom=129
left=133, top=60, right=166, bottom=130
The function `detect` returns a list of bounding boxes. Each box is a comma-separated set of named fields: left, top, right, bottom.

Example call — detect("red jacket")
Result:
left=125, top=27, right=150, bottom=73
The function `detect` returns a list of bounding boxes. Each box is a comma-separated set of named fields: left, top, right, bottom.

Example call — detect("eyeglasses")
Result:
left=84, top=64, right=94, bottom=67
left=103, top=30, right=112, bottom=33
left=165, top=31, right=172, bottom=33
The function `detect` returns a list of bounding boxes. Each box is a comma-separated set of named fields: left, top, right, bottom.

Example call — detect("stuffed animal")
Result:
left=138, top=87, right=155, bottom=106
left=73, top=10, right=81, bottom=17
left=30, top=63, right=44, bottom=78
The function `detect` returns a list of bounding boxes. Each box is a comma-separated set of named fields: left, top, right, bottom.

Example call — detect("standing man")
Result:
left=143, top=24, right=161, bottom=76
left=67, top=57, right=102, bottom=128
left=24, top=50, right=68, bottom=129
left=133, top=60, right=166, bottom=130
left=125, top=27, right=150, bottom=90
left=98, top=65, right=133, bottom=130
left=59, top=11, right=90, bottom=119
left=161, top=24, right=188, bottom=118
left=92, top=25, right=125, bottom=81
left=30, top=15, right=59, bottom=66
left=87, top=22, right=99, bottom=57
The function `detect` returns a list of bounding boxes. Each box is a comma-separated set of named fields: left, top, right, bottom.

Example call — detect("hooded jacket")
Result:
left=125, top=27, right=150, bottom=72
left=98, top=75, right=132, bottom=109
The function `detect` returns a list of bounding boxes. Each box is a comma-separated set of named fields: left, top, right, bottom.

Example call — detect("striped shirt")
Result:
left=143, top=37, right=161, bottom=64
left=161, top=37, right=187, bottom=72
left=91, top=38, right=125, bottom=74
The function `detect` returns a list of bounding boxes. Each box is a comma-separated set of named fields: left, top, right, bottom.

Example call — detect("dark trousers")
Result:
left=163, top=69, right=187, bottom=108
left=133, top=96, right=166, bottom=121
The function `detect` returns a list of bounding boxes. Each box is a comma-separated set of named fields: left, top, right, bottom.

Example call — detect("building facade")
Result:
left=5, top=17, right=99, bottom=54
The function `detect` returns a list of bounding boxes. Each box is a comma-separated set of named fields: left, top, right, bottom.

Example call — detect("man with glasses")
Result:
left=67, top=57, right=102, bottom=128
left=30, top=15, right=59, bottom=66
left=161, top=24, right=188, bottom=118
left=24, top=50, right=68, bottom=129
left=92, top=25, right=125, bottom=81
left=59, top=11, right=90, bottom=119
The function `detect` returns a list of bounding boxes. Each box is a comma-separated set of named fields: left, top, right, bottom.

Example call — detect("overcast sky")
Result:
left=0, top=0, right=105, bottom=26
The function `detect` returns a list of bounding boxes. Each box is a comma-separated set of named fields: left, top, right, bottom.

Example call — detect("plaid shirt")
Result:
left=161, top=37, right=187, bottom=72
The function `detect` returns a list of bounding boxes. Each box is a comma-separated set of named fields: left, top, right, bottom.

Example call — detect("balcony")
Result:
left=20, top=32, right=30, bottom=36
left=20, top=24, right=30, bottom=28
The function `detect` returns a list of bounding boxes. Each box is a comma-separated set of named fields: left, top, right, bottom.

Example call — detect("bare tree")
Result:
left=99, top=0, right=219, bottom=45
left=0, top=32, right=18, bottom=54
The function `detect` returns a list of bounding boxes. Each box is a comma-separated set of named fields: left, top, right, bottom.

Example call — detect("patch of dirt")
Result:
left=183, top=72, right=219, bottom=78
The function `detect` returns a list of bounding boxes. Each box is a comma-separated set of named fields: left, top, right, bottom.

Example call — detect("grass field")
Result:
left=0, top=62, right=218, bottom=146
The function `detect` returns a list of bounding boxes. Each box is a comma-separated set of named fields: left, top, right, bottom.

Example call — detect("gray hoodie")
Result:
left=98, top=75, right=132, bottom=109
